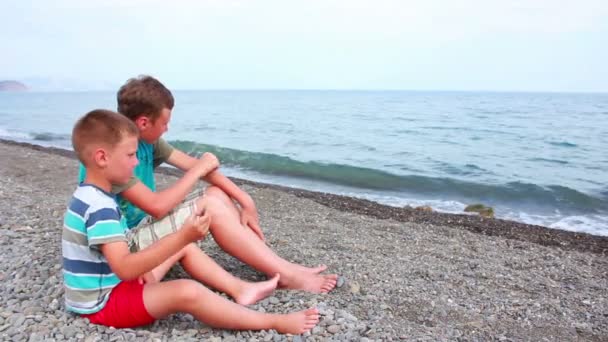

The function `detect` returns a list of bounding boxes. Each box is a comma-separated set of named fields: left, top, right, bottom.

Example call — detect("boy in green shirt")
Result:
left=81, top=75, right=337, bottom=293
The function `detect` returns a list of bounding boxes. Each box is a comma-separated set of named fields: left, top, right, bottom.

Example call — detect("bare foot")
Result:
left=273, top=308, right=319, bottom=334
left=235, top=274, right=280, bottom=305
left=295, top=264, right=328, bottom=274
left=279, top=271, right=338, bottom=293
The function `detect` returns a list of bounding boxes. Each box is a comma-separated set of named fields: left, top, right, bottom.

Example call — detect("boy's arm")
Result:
left=121, top=153, right=219, bottom=219
left=101, top=213, right=209, bottom=280
left=166, top=149, right=264, bottom=240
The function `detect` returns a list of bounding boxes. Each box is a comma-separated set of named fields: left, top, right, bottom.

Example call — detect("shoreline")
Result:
left=1, top=139, right=607, bottom=340
left=2, top=138, right=606, bottom=256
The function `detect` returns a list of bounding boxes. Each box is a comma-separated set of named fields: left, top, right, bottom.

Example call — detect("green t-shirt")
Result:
left=78, top=138, right=174, bottom=228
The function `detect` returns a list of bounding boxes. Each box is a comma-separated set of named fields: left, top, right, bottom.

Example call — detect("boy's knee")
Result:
left=183, top=243, right=200, bottom=255
left=205, top=186, right=230, bottom=202
left=174, top=279, right=204, bottom=303
left=197, top=195, right=225, bottom=216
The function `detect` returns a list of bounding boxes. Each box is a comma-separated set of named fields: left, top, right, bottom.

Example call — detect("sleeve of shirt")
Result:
left=86, top=207, right=127, bottom=247
left=153, top=138, right=175, bottom=168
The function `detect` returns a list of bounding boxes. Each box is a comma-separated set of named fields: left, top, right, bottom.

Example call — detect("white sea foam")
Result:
left=223, top=166, right=608, bottom=236
left=281, top=187, right=608, bottom=236
left=0, top=127, right=32, bottom=141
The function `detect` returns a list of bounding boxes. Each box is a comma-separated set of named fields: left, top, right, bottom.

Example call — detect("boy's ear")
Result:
left=134, top=115, right=150, bottom=130
left=93, top=148, right=109, bottom=168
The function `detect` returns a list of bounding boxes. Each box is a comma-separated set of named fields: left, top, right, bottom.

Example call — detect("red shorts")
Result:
left=83, top=280, right=156, bottom=328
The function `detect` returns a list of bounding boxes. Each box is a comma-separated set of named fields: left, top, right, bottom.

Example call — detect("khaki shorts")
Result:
left=127, top=189, right=204, bottom=252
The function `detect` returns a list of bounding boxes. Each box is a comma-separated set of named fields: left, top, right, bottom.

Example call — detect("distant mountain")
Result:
left=18, top=77, right=117, bottom=91
left=0, top=80, right=28, bottom=91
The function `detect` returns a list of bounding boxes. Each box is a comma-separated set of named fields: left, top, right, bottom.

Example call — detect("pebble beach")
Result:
left=0, top=139, right=607, bottom=341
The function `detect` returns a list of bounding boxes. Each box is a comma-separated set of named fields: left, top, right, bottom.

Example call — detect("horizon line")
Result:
left=3, top=88, right=607, bottom=95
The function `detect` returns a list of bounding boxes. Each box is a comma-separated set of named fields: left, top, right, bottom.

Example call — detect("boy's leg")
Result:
left=137, top=241, right=280, bottom=305
left=202, top=186, right=338, bottom=293
left=179, top=243, right=280, bottom=305
left=143, top=279, right=319, bottom=334
left=131, top=188, right=337, bottom=293
left=139, top=247, right=186, bottom=284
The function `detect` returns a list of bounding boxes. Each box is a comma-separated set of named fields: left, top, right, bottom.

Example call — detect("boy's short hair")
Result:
left=117, top=75, right=174, bottom=122
left=72, top=109, right=139, bottom=166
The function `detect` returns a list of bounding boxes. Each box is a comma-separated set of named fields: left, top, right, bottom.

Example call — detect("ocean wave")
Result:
left=0, top=128, right=70, bottom=143
left=548, top=215, right=608, bottom=236
left=433, top=160, right=489, bottom=177
left=170, top=139, right=608, bottom=215
left=32, top=132, right=70, bottom=142
left=549, top=141, right=578, bottom=148
left=528, top=157, right=569, bottom=165
left=0, top=127, right=31, bottom=141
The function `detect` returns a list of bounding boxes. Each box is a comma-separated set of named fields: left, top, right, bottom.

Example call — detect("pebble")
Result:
left=84, top=335, right=99, bottom=342
left=13, top=314, right=26, bottom=327
left=337, top=276, right=345, bottom=288
left=327, top=325, right=341, bottom=334
left=349, top=282, right=361, bottom=294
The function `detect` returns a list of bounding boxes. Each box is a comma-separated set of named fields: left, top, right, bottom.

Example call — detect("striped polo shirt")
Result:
left=62, top=184, right=128, bottom=314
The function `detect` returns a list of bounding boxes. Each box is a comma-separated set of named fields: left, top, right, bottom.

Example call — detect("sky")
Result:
left=1, top=0, right=607, bottom=92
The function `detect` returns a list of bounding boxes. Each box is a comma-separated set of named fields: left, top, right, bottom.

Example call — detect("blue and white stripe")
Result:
left=61, top=184, right=128, bottom=314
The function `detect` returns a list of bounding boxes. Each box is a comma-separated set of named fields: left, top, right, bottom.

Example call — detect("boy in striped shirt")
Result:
left=62, top=109, right=319, bottom=333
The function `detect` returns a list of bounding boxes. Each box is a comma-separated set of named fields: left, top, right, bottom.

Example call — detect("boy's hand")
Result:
left=182, top=208, right=211, bottom=242
left=240, top=198, right=264, bottom=241
left=193, top=152, right=220, bottom=177
left=137, top=271, right=158, bottom=285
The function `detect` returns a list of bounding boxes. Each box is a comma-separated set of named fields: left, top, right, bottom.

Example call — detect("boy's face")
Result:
left=105, top=134, right=139, bottom=185
left=139, top=108, right=171, bottom=143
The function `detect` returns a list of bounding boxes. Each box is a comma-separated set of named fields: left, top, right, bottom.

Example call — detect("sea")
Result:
left=1, top=90, right=607, bottom=236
